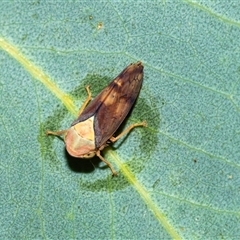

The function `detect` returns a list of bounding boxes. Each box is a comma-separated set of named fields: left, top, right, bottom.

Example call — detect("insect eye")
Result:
left=83, top=152, right=95, bottom=159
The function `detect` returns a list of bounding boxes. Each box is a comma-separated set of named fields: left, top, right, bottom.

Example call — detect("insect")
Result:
left=46, top=61, right=146, bottom=176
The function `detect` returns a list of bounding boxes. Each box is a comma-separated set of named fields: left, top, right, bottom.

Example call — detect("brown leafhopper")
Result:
left=47, top=62, right=146, bottom=176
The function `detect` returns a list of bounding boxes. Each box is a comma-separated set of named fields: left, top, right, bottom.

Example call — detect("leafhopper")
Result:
left=47, top=62, right=146, bottom=176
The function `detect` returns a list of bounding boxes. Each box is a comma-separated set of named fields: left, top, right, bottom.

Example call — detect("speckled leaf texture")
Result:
left=0, top=1, right=240, bottom=239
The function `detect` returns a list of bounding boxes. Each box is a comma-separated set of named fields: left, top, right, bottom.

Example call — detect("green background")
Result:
left=1, top=1, right=240, bottom=239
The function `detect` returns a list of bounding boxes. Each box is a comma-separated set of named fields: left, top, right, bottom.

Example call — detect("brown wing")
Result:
left=72, top=61, right=144, bottom=149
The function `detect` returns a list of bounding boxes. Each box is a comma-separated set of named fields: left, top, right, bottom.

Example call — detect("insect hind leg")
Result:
left=110, top=120, right=147, bottom=143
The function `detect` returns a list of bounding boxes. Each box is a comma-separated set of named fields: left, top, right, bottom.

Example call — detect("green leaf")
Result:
left=1, top=1, right=240, bottom=239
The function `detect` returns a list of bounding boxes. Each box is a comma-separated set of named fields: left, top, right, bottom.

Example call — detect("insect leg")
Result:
left=77, top=85, right=92, bottom=116
left=110, top=121, right=147, bottom=143
left=46, top=129, right=67, bottom=137
left=96, top=150, right=118, bottom=176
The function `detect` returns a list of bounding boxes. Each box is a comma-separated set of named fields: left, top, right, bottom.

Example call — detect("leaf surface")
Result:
left=0, top=1, right=240, bottom=239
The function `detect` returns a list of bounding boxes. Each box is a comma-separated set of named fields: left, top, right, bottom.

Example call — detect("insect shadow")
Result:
left=66, top=147, right=111, bottom=173
left=65, top=149, right=98, bottom=173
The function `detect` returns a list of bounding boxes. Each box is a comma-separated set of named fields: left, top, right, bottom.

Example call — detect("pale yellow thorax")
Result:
left=64, top=116, right=96, bottom=158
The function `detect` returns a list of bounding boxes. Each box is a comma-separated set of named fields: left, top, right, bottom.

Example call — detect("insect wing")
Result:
left=72, top=62, right=144, bottom=148
left=94, top=62, right=144, bottom=147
